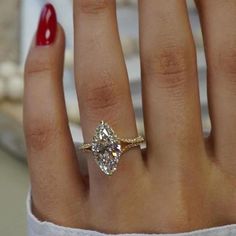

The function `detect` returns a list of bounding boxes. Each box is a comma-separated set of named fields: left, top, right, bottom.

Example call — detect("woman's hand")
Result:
left=24, top=0, right=236, bottom=234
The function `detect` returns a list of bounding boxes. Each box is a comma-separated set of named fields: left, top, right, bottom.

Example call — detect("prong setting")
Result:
left=91, top=121, right=122, bottom=175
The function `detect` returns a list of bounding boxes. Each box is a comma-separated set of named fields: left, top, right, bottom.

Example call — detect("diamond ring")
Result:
left=78, top=121, right=145, bottom=176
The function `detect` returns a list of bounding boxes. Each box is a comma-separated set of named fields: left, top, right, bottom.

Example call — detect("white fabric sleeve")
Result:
left=27, top=193, right=236, bottom=236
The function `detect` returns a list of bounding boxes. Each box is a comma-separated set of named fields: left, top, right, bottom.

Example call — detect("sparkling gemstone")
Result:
left=91, top=121, right=122, bottom=175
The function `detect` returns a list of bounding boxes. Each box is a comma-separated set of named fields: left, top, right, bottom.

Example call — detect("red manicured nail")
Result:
left=36, top=3, right=57, bottom=46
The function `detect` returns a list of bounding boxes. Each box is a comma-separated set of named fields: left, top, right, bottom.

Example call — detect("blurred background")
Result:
left=0, top=0, right=208, bottom=235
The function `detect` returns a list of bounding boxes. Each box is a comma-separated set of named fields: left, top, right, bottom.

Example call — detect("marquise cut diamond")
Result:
left=91, top=121, right=122, bottom=175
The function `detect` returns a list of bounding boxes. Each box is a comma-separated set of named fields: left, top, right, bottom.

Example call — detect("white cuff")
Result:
left=27, top=192, right=236, bottom=236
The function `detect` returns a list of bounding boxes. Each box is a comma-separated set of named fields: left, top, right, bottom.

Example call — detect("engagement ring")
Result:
left=79, top=121, right=144, bottom=176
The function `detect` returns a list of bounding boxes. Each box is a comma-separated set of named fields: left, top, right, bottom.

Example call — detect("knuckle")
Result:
left=80, top=71, right=125, bottom=121
left=142, top=45, right=191, bottom=90
left=25, top=118, right=60, bottom=151
left=143, top=45, right=188, bottom=77
left=78, top=0, right=110, bottom=14
left=216, top=45, right=236, bottom=95
left=218, top=46, right=236, bottom=75
left=25, top=56, right=52, bottom=78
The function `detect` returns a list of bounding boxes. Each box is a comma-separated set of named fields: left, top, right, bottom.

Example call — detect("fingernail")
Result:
left=36, top=3, right=57, bottom=46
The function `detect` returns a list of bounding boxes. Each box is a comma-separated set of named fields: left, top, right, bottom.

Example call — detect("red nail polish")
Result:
left=36, top=3, right=57, bottom=46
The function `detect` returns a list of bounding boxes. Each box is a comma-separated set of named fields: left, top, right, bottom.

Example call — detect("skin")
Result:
left=24, top=0, right=236, bottom=234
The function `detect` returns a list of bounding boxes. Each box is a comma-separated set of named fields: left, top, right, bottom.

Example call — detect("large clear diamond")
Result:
left=91, top=121, right=122, bottom=175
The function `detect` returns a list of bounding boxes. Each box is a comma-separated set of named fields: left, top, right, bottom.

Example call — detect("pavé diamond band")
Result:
left=79, top=121, right=145, bottom=176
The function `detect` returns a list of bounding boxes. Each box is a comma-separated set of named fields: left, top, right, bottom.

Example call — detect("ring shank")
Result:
left=78, top=136, right=145, bottom=154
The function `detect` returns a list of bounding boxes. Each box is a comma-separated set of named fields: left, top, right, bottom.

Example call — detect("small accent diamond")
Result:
left=91, top=121, right=122, bottom=175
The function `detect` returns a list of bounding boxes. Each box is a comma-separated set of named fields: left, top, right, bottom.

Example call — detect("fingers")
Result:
left=196, top=0, right=236, bottom=173
left=139, top=0, right=204, bottom=167
left=24, top=4, right=85, bottom=224
left=74, top=0, right=144, bottom=186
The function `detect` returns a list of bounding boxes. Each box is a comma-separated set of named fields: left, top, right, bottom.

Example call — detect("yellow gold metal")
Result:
left=79, top=136, right=144, bottom=154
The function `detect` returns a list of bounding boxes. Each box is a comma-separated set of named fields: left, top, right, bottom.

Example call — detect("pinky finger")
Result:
left=24, top=4, right=85, bottom=226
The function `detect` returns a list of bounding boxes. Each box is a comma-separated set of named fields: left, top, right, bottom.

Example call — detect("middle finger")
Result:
left=139, top=0, right=204, bottom=169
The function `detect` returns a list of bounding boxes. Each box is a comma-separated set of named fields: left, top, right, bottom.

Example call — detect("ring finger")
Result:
left=73, top=0, right=144, bottom=192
